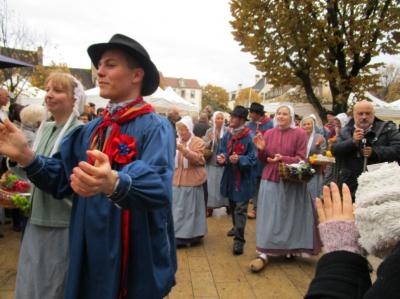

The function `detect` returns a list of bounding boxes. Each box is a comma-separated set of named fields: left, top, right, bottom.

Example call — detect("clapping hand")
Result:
left=315, top=182, right=354, bottom=224
left=267, top=153, right=282, bottom=163
left=217, top=154, right=226, bottom=165
left=253, top=134, right=265, bottom=151
left=70, top=150, right=118, bottom=197
left=229, top=152, right=239, bottom=164
left=0, top=118, right=34, bottom=166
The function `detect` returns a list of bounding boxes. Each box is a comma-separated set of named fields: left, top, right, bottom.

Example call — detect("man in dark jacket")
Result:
left=193, top=112, right=210, bottom=138
left=333, top=100, right=400, bottom=199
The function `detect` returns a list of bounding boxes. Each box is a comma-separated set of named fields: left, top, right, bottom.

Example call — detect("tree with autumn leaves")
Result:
left=235, top=87, right=261, bottom=107
left=202, top=84, right=230, bottom=111
left=230, top=0, right=400, bottom=120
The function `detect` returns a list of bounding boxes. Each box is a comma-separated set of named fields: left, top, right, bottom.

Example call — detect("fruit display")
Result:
left=278, top=161, right=316, bottom=183
left=308, top=152, right=336, bottom=165
left=0, top=172, right=31, bottom=211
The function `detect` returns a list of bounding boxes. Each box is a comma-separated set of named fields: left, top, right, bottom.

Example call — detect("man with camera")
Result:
left=333, top=100, right=400, bottom=200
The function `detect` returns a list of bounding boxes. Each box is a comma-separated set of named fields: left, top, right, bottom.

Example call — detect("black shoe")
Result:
left=227, top=228, right=235, bottom=237
left=233, top=242, right=244, bottom=255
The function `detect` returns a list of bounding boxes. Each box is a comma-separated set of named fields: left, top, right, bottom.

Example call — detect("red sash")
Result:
left=227, top=127, right=251, bottom=191
left=89, top=98, right=155, bottom=299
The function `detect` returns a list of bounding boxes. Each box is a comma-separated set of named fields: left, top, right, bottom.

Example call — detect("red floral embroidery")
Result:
left=111, top=134, right=137, bottom=164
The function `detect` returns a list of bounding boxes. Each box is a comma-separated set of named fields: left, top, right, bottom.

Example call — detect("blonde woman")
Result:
left=13, top=72, right=85, bottom=299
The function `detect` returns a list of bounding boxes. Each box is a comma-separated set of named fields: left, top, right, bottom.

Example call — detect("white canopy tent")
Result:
left=84, top=87, right=109, bottom=108
left=84, top=86, right=199, bottom=115
left=348, top=92, right=390, bottom=108
left=389, top=99, right=400, bottom=109
left=160, top=87, right=199, bottom=112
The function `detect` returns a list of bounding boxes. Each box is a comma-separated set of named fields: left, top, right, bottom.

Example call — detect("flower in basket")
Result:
left=286, top=161, right=316, bottom=181
left=1, top=173, right=31, bottom=193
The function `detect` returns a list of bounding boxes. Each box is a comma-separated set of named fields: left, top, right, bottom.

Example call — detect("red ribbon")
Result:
left=227, top=127, right=251, bottom=192
left=89, top=98, right=154, bottom=299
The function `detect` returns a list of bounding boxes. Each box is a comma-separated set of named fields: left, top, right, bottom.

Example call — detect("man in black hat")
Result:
left=0, top=34, right=176, bottom=298
left=246, top=102, right=273, bottom=219
left=217, top=105, right=257, bottom=255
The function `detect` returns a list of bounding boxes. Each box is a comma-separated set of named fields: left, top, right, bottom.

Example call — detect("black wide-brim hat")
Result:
left=249, top=102, right=265, bottom=115
left=230, top=105, right=249, bottom=121
left=87, top=34, right=160, bottom=96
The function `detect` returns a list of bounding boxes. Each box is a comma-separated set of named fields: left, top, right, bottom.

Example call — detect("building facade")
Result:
left=163, top=77, right=202, bottom=109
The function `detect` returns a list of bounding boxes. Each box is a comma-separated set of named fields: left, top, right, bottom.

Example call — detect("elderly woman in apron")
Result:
left=173, top=116, right=208, bottom=247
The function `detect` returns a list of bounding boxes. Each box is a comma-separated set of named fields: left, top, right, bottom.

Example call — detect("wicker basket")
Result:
left=0, top=188, right=17, bottom=209
left=278, top=163, right=313, bottom=183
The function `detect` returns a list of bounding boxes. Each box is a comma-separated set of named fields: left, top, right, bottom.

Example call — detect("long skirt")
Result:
left=256, top=180, right=320, bottom=255
left=173, top=186, right=207, bottom=239
left=206, top=164, right=229, bottom=208
left=307, top=173, right=324, bottom=202
left=15, top=221, right=69, bottom=299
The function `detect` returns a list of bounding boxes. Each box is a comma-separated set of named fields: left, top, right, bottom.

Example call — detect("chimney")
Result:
left=36, top=46, right=43, bottom=65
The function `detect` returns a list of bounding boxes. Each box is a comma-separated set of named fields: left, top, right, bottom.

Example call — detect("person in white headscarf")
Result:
left=300, top=115, right=327, bottom=201
left=12, top=72, right=85, bottom=299
left=251, top=104, right=321, bottom=272
left=173, top=116, right=208, bottom=247
left=203, top=111, right=229, bottom=217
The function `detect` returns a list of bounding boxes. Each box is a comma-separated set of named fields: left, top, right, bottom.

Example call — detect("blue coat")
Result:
left=24, top=112, right=177, bottom=299
left=218, top=130, right=257, bottom=202
left=247, top=119, right=273, bottom=177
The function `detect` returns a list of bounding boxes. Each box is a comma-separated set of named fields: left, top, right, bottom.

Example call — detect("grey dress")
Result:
left=203, top=127, right=229, bottom=208
left=307, top=133, right=327, bottom=201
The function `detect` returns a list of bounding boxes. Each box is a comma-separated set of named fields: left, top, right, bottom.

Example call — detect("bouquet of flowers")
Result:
left=0, top=172, right=31, bottom=212
left=278, top=161, right=315, bottom=183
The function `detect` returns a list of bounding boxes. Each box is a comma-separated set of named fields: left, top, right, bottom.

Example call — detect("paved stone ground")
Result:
left=0, top=207, right=380, bottom=299
left=0, top=206, right=318, bottom=299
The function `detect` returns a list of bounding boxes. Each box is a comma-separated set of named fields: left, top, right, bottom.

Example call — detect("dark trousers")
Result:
left=229, top=200, right=249, bottom=244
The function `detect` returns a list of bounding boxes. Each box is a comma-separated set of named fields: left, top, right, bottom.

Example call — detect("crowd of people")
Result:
left=0, top=33, right=400, bottom=299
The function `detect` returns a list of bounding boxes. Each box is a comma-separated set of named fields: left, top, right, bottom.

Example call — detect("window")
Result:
left=190, top=90, right=195, bottom=98
left=181, top=90, right=186, bottom=98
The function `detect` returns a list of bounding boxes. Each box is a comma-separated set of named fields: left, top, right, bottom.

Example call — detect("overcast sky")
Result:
left=7, top=0, right=400, bottom=91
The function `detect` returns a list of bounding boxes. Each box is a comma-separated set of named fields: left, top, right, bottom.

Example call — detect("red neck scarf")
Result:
left=90, top=97, right=154, bottom=299
left=227, top=127, right=251, bottom=192
left=90, top=97, right=154, bottom=165
left=256, top=116, right=271, bottom=133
